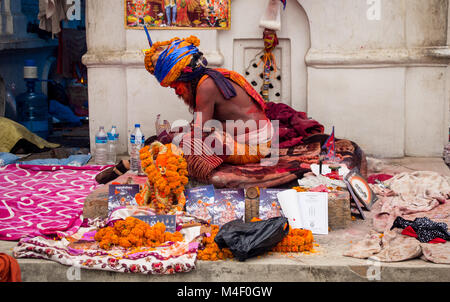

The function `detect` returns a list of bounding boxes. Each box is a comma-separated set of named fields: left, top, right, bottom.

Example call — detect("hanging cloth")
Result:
left=38, top=0, right=69, bottom=36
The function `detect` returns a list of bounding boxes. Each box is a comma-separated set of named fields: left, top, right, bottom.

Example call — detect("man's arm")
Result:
left=193, top=78, right=216, bottom=130
left=179, top=78, right=219, bottom=154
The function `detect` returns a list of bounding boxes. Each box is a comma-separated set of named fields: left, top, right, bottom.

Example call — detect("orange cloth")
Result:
left=0, top=253, right=21, bottom=282
left=225, top=141, right=271, bottom=165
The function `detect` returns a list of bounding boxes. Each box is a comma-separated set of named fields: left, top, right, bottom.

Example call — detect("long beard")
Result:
left=172, top=82, right=195, bottom=112
left=180, top=95, right=195, bottom=112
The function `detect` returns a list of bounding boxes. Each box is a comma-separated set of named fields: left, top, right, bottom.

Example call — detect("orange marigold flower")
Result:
left=271, top=228, right=314, bottom=254
left=95, top=218, right=183, bottom=250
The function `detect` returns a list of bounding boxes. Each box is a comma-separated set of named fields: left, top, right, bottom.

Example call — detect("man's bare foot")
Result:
left=122, top=160, right=130, bottom=170
left=95, top=160, right=130, bottom=184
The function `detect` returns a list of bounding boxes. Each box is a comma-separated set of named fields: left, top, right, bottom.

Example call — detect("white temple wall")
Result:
left=84, top=0, right=450, bottom=157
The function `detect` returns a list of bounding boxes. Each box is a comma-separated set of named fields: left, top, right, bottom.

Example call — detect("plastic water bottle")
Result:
left=107, top=126, right=118, bottom=165
left=95, top=126, right=108, bottom=165
left=130, top=124, right=145, bottom=175
left=5, top=83, right=17, bottom=121
left=16, top=60, right=49, bottom=139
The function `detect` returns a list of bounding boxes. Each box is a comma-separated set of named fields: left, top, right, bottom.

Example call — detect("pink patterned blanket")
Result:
left=13, top=208, right=201, bottom=275
left=0, top=164, right=105, bottom=241
left=14, top=235, right=198, bottom=275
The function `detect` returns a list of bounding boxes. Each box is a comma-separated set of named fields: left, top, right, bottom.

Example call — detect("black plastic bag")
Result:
left=214, top=217, right=289, bottom=261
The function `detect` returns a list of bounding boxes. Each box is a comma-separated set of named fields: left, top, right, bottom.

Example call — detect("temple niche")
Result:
left=225, top=0, right=310, bottom=110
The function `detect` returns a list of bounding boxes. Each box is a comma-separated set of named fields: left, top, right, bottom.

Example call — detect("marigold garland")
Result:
left=144, top=37, right=180, bottom=74
left=137, top=143, right=189, bottom=213
left=140, top=144, right=188, bottom=197
left=94, top=217, right=183, bottom=250
left=198, top=220, right=315, bottom=261
left=144, top=35, right=201, bottom=86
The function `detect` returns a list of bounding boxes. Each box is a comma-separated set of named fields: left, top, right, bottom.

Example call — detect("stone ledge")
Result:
left=0, top=36, right=58, bottom=51
left=82, top=50, right=225, bottom=68
left=2, top=238, right=449, bottom=282
left=306, top=47, right=450, bottom=68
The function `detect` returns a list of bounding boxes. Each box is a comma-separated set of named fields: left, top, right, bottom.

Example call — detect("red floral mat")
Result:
left=209, top=134, right=367, bottom=189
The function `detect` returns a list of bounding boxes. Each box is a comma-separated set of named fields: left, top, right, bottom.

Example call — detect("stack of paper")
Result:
left=277, top=190, right=329, bottom=235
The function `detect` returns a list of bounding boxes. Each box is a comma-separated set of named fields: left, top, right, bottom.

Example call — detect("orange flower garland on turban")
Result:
left=143, top=36, right=201, bottom=87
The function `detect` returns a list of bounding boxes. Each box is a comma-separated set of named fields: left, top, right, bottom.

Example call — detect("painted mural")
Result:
left=125, top=0, right=230, bottom=29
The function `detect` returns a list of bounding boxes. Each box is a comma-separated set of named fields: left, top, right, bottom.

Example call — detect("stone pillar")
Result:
left=0, top=0, right=28, bottom=36
left=83, top=0, right=226, bottom=155
left=84, top=0, right=128, bottom=154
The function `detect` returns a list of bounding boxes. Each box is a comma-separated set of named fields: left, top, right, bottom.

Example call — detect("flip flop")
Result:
left=95, top=160, right=129, bottom=184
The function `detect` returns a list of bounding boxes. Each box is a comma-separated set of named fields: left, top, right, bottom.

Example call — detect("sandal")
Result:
left=95, top=160, right=129, bottom=184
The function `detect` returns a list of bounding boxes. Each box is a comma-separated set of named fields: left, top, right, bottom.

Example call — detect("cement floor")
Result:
left=1, top=157, right=449, bottom=282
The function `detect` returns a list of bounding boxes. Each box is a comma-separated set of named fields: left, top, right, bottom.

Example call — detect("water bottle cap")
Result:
left=135, top=124, right=140, bottom=128
left=24, top=60, right=37, bottom=67
left=24, top=60, right=38, bottom=79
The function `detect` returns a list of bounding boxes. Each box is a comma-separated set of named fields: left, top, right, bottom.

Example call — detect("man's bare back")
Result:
left=194, top=77, right=268, bottom=130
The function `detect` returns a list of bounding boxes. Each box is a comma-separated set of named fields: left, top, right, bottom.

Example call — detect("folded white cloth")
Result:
left=297, top=173, right=347, bottom=189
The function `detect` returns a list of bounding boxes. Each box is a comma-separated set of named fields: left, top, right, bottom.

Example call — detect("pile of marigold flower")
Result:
left=272, top=227, right=314, bottom=253
left=94, top=217, right=183, bottom=250
left=197, top=225, right=234, bottom=261
left=198, top=220, right=316, bottom=260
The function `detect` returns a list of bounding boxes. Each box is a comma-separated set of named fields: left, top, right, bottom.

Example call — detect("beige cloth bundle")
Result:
left=38, top=0, right=69, bottom=36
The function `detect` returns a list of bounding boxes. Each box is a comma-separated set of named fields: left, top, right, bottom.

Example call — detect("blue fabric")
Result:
left=0, top=152, right=91, bottom=167
left=154, top=40, right=199, bottom=83
left=49, top=100, right=82, bottom=126
left=0, top=153, right=19, bottom=166
left=19, top=154, right=91, bottom=167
